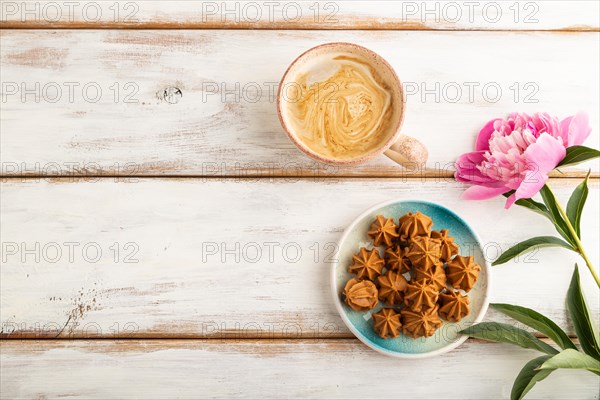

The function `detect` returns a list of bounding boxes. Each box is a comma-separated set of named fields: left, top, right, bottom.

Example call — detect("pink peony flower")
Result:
left=456, top=112, right=592, bottom=208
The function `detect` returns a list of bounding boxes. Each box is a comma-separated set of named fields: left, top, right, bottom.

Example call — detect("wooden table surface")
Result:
left=1, top=1, right=599, bottom=399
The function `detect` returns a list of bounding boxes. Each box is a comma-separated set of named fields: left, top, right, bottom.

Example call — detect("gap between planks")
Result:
left=2, top=23, right=598, bottom=31
left=0, top=331, right=577, bottom=341
left=1, top=173, right=598, bottom=181
left=0, top=337, right=571, bottom=345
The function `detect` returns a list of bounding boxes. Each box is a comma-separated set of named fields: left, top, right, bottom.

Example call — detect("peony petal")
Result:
left=524, top=133, right=567, bottom=173
left=559, top=116, right=573, bottom=144
left=534, top=112, right=561, bottom=137
left=475, top=118, right=500, bottom=151
left=455, top=151, right=497, bottom=184
left=515, top=133, right=566, bottom=202
left=511, top=113, right=530, bottom=132
left=514, top=168, right=549, bottom=205
left=462, top=184, right=509, bottom=201
left=504, top=193, right=518, bottom=209
left=564, top=112, right=592, bottom=146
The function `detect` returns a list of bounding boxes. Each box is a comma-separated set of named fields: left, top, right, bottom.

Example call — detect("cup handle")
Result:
left=383, top=134, right=428, bottom=168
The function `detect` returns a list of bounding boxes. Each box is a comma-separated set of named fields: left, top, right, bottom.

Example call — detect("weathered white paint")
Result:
left=1, top=30, right=599, bottom=177
left=1, top=5, right=599, bottom=399
left=1, top=179, right=597, bottom=338
left=1, top=339, right=599, bottom=399
left=1, top=1, right=598, bottom=30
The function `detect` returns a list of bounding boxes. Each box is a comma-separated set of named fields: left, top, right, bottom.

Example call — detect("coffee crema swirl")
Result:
left=286, top=55, right=393, bottom=160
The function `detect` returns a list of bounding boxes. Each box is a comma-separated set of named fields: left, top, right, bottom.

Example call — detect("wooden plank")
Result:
left=1, top=30, right=598, bottom=178
left=1, top=1, right=598, bottom=30
left=1, top=339, right=599, bottom=399
left=1, top=178, right=598, bottom=338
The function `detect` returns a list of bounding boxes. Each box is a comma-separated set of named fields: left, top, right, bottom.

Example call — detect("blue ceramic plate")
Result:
left=331, top=200, right=490, bottom=358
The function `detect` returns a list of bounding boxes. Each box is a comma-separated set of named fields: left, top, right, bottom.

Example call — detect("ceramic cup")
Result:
left=277, top=42, right=428, bottom=167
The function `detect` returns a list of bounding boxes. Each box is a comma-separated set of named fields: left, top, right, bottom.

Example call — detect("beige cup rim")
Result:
left=277, top=42, right=406, bottom=165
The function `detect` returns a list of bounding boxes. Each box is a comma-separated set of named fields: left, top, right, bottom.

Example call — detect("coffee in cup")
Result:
left=278, top=43, right=427, bottom=167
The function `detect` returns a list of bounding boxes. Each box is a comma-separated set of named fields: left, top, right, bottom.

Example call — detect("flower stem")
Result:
left=548, top=185, right=600, bottom=287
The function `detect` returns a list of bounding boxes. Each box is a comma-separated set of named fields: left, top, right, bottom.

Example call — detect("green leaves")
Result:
left=511, top=356, right=554, bottom=400
left=462, top=266, right=600, bottom=399
left=567, top=265, right=600, bottom=361
left=539, top=185, right=577, bottom=246
left=503, top=192, right=550, bottom=217
left=511, top=350, right=600, bottom=400
left=497, top=183, right=584, bottom=267
left=461, top=322, right=558, bottom=355
left=513, top=198, right=549, bottom=217
left=491, top=304, right=576, bottom=351
left=465, top=142, right=599, bottom=398
left=565, top=172, right=589, bottom=238
left=492, top=237, right=575, bottom=266
left=539, top=349, right=600, bottom=375
left=557, top=145, right=600, bottom=168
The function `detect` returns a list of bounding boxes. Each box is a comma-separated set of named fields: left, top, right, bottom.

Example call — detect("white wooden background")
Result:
left=1, top=1, right=599, bottom=399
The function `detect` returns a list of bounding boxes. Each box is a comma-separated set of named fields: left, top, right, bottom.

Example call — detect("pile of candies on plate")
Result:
left=342, top=212, right=481, bottom=339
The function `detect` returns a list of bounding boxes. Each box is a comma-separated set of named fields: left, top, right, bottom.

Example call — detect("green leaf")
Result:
left=511, top=356, right=554, bottom=400
left=461, top=322, right=558, bottom=355
left=491, top=303, right=577, bottom=351
left=566, top=171, right=590, bottom=238
left=557, top=146, right=600, bottom=168
left=504, top=191, right=550, bottom=218
left=514, top=198, right=550, bottom=217
left=492, top=236, right=575, bottom=266
left=539, top=349, right=600, bottom=375
left=567, top=265, right=600, bottom=361
left=539, top=185, right=577, bottom=247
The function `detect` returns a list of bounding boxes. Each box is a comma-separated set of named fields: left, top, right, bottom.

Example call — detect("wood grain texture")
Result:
left=1, top=1, right=599, bottom=30
left=1, top=29, right=599, bottom=178
left=1, top=178, right=598, bottom=339
left=1, top=339, right=599, bottom=399
left=2, top=4, right=599, bottom=399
